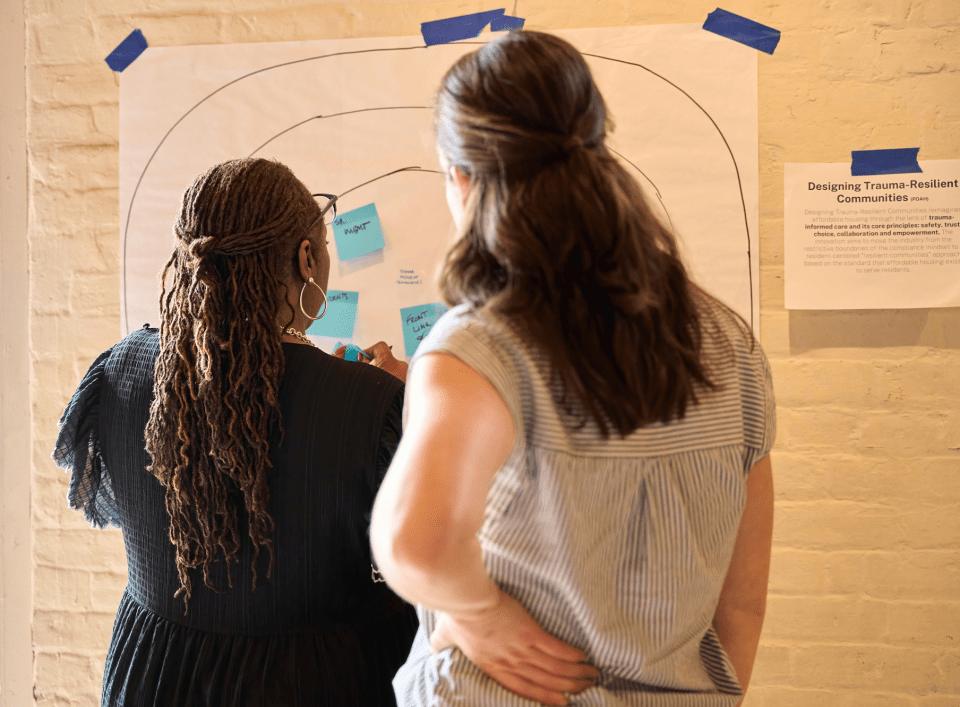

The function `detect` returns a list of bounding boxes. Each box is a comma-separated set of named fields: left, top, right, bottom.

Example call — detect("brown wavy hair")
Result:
left=145, top=158, right=322, bottom=608
left=436, top=31, right=746, bottom=438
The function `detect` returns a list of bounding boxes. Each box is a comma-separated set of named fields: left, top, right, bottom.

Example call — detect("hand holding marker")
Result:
left=334, top=342, right=407, bottom=383
left=342, top=344, right=373, bottom=362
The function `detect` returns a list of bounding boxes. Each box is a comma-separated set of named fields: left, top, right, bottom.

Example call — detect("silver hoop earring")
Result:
left=300, top=277, right=327, bottom=321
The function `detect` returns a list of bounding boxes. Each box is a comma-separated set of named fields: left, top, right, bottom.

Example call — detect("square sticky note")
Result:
left=332, top=203, right=386, bottom=261
left=400, top=303, right=449, bottom=357
left=306, top=290, right=359, bottom=338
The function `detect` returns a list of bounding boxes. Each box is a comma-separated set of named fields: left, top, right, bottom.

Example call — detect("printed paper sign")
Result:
left=400, top=303, right=449, bottom=357
left=332, top=203, right=386, bottom=261
left=785, top=160, right=960, bottom=309
left=306, top=290, right=359, bottom=338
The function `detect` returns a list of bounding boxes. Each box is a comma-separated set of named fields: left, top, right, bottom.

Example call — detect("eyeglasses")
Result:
left=306, top=168, right=442, bottom=235
left=309, top=193, right=338, bottom=230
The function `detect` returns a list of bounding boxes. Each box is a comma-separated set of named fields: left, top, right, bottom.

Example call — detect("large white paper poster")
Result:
left=120, top=25, right=759, bottom=351
left=785, top=161, right=960, bottom=310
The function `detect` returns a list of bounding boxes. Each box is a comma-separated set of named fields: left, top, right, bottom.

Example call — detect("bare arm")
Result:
left=712, top=454, right=774, bottom=704
left=369, top=352, right=511, bottom=612
left=370, top=352, right=596, bottom=705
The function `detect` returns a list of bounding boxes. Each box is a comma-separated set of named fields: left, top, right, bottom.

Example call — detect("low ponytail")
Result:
left=437, top=31, right=725, bottom=438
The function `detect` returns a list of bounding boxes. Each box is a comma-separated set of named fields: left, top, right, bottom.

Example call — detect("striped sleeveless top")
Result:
left=393, top=303, right=776, bottom=706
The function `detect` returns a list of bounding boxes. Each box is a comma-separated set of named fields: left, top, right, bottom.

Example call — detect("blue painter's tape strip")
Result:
left=422, top=8, right=525, bottom=46
left=490, top=13, right=525, bottom=32
left=105, top=29, right=148, bottom=72
left=702, top=8, right=781, bottom=55
left=851, top=148, right=922, bottom=176
left=421, top=9, right=504, bottom=46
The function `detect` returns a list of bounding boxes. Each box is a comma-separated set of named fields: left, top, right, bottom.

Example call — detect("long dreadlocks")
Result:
left=145, top=158, right=322, bottom=609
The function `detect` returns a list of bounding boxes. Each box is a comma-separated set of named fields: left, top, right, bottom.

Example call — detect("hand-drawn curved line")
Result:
left=249, top=108, right=672, bottom=226
left=123, top=44, right=428, bottom=331
left=124, top=41, right=754, bottom=330
left=248, top=113, right=671, bottom=227
left=606, top=146, right=675, bottom=234
left=581, top=51, right=754, bottom=329
left=247, top=107, right=431, bottom=157
left=607, top=147, right=662, bottom=200
left=335, top=166, right=443, bottom=204
left=457, top=41, right=753, bottom=329
left=246, top=108, right=678, bottom=246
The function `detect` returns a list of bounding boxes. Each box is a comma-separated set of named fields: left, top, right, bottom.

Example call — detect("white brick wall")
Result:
left=18, top=1, right=960, bottom=705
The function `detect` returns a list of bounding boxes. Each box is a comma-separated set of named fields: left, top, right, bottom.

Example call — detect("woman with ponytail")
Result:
left=54, top=158, right=416, bottom=706
left=371, top=31, right=775, bottom=707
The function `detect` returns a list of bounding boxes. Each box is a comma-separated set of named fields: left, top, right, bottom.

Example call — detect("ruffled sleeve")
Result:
left=52, top=347, right=121, bottom=529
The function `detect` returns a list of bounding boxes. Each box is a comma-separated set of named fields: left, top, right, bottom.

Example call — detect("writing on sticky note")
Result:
left=306, top=290, right=359, bottom=338
left=333, top=203, right=386, bottom=261
left=400, top=303, right=449, bottom=357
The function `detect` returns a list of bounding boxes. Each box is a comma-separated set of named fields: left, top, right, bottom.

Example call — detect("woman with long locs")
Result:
left=371, top=31, right=775, bottom=707
left=55, top=157, right=416, bottom=706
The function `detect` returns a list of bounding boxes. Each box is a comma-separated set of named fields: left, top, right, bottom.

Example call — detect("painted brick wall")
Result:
left=24, top=1, right=959, bottom=705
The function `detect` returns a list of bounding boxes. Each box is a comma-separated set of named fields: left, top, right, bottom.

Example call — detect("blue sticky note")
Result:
left=702, top=9, right=781, bottom=55
left=332, top=203, right=386, bottom=261
left=851, top=148, right=922, bottom=176
left=105, top=29, right=148, bottom=72
left=421, top=8, right=525, bottom=46
left=400, top=303, right=449, bottom=357
left=343, top=344, right=372, bottom=362
left=306, top=290, right=359, bottom=338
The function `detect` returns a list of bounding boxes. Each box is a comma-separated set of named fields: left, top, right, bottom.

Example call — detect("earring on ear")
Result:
left=300, top=277, right=328, bottom=320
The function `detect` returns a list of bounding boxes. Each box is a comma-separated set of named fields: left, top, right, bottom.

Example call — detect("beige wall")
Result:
left=1, top=0, right=33, bottom=704
left=9, top=0, right=959, bottom=705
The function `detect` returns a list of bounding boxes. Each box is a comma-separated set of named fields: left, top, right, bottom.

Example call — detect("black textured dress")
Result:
left=53, top=328, right=418, bottom=706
